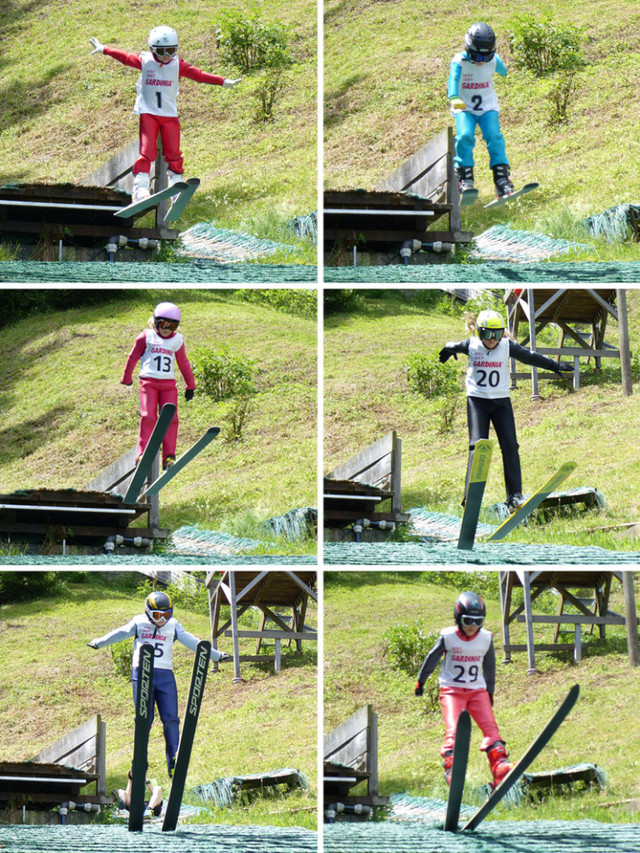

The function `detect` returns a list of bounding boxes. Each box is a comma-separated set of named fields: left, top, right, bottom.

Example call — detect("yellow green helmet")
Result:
left=476, top=310, right=505, bottom=341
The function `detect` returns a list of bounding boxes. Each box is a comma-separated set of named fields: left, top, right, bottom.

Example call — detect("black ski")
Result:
left=444, top=709, right=471, bottom=832
left=162, top=640, right=211, bottom=831
left=122, top=403, right=177, bottom=505
left=462, top=684, right=580, bottom=831
left=128, top=643, right=155, bottom=832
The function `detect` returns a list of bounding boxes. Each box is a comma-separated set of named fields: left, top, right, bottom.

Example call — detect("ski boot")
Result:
left=507, top=492, right=526, bottom=513
left=487, top=741, right=513, bottom=789
left=492, top=164, right=514, bottom=198
left=168, top=755, right=176, bottom=778
left=163, top=454, right=176, bottom=470
left=455, top=166, right=475, bottom=193
left=132, top=171, right=151, bottom=203
left=442, top=749, right=454, bottom=786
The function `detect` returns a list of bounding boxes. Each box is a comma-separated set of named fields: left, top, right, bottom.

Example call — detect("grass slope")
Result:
left=324, top=290, right=640, bottom=551
left=0, top=574, right=317, bottom=828
left=324, top=571, right=640, bottom=824
left=0, top=290, right=317, bottom=551
left=324, top=0, right=640, bottom=259
left=1, top=0, right=317, bottom=241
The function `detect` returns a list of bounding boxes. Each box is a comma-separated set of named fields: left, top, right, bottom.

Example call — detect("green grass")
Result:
left=0, top=290, right=317, bottom=554
left=324, top=290, right=640, bottom=551
left=324, top=0, right=640, bottom=262
left=1, top=0, right=317, bottom=250
left=0, top=574, right=317, bottom=828
left=324, top=571, right=640, bottom=824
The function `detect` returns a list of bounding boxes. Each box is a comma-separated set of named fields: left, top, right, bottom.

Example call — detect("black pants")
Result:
left=464, top=396, right=522, bottom=503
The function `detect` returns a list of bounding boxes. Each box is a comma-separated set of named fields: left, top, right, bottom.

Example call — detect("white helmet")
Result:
left=149, top=26, right=178, bottom=52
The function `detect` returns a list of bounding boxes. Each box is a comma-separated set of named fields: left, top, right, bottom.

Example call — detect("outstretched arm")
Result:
left=508, top=340, right=571, bottom=373
left=89, top=38, right=142, bottom=70
left=439, top=338, right=471, bottom=362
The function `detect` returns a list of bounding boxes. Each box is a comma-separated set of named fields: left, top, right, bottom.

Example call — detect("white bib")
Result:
left=139, top=329, right=184, bottom=380
left=466, top=337, right=511, bottom=399
left=438, top=625, right=492, bottom=689
left=452, top=53, right=500, bottom=115
left=135, top=52, right=180, bottom=116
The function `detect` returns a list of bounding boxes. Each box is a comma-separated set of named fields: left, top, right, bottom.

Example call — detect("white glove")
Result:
left=90, top=37, right=105, bottom=55
left=222, top=78, right=242, bottom=87
left=87, top=639, right=99, bottom=649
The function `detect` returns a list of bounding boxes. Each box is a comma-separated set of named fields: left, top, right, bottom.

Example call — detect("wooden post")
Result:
left=499, top=572, right=512, bottom=663
left=522, top=571, right=541, bottom=674
left=229, top=572, right=243, bottom=683
left=623, top=571, right=640, bottom=667
left=527, top=288, right=540, bottom=401
left=617, top=289, right=633, bottom=397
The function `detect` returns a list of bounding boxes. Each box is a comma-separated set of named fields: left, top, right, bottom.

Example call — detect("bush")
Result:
left=383, top=620, right=441, bottom=712
left=234, top=289, right=317, bottom=319
left=0, top=571, right=67, bottom=602
left=216, top=11, right=291, bottom=74
left=324, top=290, right=366, bottom=315
left=406, top=351, right=461, bottom=397
left=192, top=346, right=257, bottom=401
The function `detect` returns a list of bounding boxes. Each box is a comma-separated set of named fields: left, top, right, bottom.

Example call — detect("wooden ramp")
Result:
left=324, top=705, right=388, bottom=808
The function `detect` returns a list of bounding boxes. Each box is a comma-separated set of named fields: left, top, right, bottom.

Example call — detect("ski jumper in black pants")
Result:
left=440, top=337, right=567, bottom=505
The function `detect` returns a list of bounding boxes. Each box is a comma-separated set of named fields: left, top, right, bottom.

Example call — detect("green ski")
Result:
left=115, top=182, right=188, bottom=219
left=485, top=461, right=576, bottom=542
left=128, top=643, right=154, bottom=832
left=141, top=426, right=220, bottom=498
left=122, top=403, right=176, bottom=505
left=457, top=439, right=493, bottom=550
left=164, top=177, right=200, bottom=223
left=463, top=684, right=580, bottom=831
left=444, top=710, right=471, bottom=832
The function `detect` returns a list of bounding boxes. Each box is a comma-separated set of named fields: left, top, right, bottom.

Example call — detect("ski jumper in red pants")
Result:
left=102, top=47, right=225, bottom=176
left=122, top=328, right=195, bottom=464
left=416, top=625, right=510, bottom=784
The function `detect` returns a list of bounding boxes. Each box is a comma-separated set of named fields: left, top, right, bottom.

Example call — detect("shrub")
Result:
left=406, top=351, right=461, bottom=398
left=383, top=620, right=441, bottom=712
left=192, top=346, right=257, bottom=401
left=234, top=289, right=317, bottom=319
left=216, top=11, right=291, bottom=74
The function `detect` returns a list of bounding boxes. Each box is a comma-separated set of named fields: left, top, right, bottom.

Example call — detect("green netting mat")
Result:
left=383, top=792, right=476, bottom=823
left=407, top=509, right=494, bottom=541
left=194, top=768, right=308, bottom=808
left=323, top=540, right=639, bottom=565
left=0, top=261, right=317, bottom=283
left=0, top=553, right=316, bottom=565
left=323, top=262, right=640, bottom=283
left=0, top=824, right=317, bottom=853
left=469, top=226, right=589, bottom=262
left=178, top=223, right=300, bottom=263
left=584, top=204, right=640, bottom=242
left=323, top=820, right=640, bottom=852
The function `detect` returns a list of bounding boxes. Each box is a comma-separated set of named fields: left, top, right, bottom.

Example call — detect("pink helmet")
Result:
left=154, top=302, right=181, bottom=322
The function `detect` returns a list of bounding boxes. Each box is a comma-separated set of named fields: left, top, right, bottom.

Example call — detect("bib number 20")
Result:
left=477, top=368, right=500, bottom=388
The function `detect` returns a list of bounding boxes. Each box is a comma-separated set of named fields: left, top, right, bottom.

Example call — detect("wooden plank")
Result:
left=326, top=730, right=369, bottom=766
left=328, top=432, right=395, bottom=482
left=82, top=139, right=139, bottom=189
left=516, top=615, right=628, bottom=625
left=377, top=129, right=450, bottom=193
left=324, top=705, right=372, bottom=756
left=503, top=643, right=575, bottom=652
left=85, top=447, right=137, bottom=492
left=224, top=630, right=317, bottom=640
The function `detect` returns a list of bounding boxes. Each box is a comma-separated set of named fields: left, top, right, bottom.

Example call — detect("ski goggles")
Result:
left=154, top=46, right=177, bottom=56
left=461, top=615, right=485, bottom=627
left=156, top=318, right=180, bottom=331
left=479, top=328, right=504, bottom=341
left=150, top=609, right=172, bottom=622
left=467, top=49, right=495, bottom=63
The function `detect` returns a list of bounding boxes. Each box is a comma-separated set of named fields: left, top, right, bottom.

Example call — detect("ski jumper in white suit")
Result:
left=440, top=337, right=566, bottom=504
left=103, top=47, right=226, bottom=176
left=416, top=626, right=502, bottom=755
left=448, top=51, right=508, bottom=169
left=92, top=614, right=224, bottom=774
left=122, top=328, right=196, bottom=465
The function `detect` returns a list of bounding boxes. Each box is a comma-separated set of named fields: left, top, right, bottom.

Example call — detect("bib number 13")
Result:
left=153, top=355, right=172, bottom=373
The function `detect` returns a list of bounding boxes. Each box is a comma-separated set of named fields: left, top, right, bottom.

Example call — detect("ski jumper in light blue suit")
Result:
left=448, top=52, right=508, bottom=169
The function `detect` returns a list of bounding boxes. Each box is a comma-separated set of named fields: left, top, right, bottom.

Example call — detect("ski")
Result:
left=164, top=177, right=201, bottom=223
left=122, top=403, right=177, bottom=505
left=485, top=461, right=576, bottom=542
left=128, top=643, right=155, bottom=832
left=462, top=683, right=580, bottom=831
left=141, top=426, right=220, bottom=498
left=444, top=710, right=471, bottom=832
left=162, top=640, right=211, bottom=832
left=484, top=182, right=539, bottom=210
left=457, top=439, right=493, bottom=550
left=460, top=188, right=479, bottom=207
left=114, top=182, right=188, bottom=219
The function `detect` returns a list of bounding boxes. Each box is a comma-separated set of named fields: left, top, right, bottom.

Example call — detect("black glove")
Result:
left=414, top=681, right=424, bottom=697
left=185, top=389, right=194, bottom=401
left=555, top=361, right=572, bottom=373
left=489, top=693, right=494, bottom=706
left=439, top=346, right=457, bottom=363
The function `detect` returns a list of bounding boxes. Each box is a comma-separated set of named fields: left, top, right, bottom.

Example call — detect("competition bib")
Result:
left=466, top=337, right=511, bottom=399
left=439, top=626, right=492, bottom=689
left=135, top=52, right=180, bottom=116
left=453, top=53, right=500, bottom=115
left=139, top=329, right=184, bottom=380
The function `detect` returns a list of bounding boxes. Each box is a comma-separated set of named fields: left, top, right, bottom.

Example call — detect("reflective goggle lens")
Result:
left=480, top=328, right=503, bottom=341
left=156, top=318, right=179, bottom=331
left=469, top=50, right=495, bottom=62
left=155, top=46, right=177, bottom=56
left=151, top=610, right=172, bottom=621
left=461, top=615, right=484, bottom=626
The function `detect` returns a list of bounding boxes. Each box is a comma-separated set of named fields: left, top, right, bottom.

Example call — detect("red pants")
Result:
left=440, top=686, right=502, bottom=755
left=138, top=378, right=178, bottom=463
left=133, top=114, right=184, bottom=175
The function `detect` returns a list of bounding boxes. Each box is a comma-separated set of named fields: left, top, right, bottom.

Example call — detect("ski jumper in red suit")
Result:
left=103, top=47, right=225, bottom=176
left=417, top=625, right=504, bottom=755
left=122, top=328, right=195, bottom=464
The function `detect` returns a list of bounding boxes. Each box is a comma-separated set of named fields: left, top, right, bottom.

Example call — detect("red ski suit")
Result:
left=104, top=47, right=225, bottom=175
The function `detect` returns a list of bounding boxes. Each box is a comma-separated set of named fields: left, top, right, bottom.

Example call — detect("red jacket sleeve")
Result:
left=104, top=47, right=143, bottom=70
left=179, top=58, right=224, bottom=85
left=122, top=332, right=146, bottom=383
left=175, top=344, right=196, bottom=390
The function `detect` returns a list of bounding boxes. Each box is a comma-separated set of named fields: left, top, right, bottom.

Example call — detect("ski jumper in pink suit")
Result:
left=122, top=328, right=195, bottom=464
left=103, top=47, right=225, bottom=176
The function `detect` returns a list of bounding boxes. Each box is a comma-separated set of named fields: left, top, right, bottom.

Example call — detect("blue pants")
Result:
left=132, top=667, right=180, bottom=775
left=454, top=110, right=508, bottom=170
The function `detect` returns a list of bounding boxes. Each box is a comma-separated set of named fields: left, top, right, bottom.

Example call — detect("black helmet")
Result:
left=145, top=591, right=173, bottom=624
left=454, top=591, right=486, bottom=628
left=465, top=23, right=496, bottom=62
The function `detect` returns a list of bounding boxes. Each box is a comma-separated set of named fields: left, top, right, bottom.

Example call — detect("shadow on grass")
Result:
left=324, top=571, right=428, bottom=589
left=0, top=404, right=72, bottom=465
